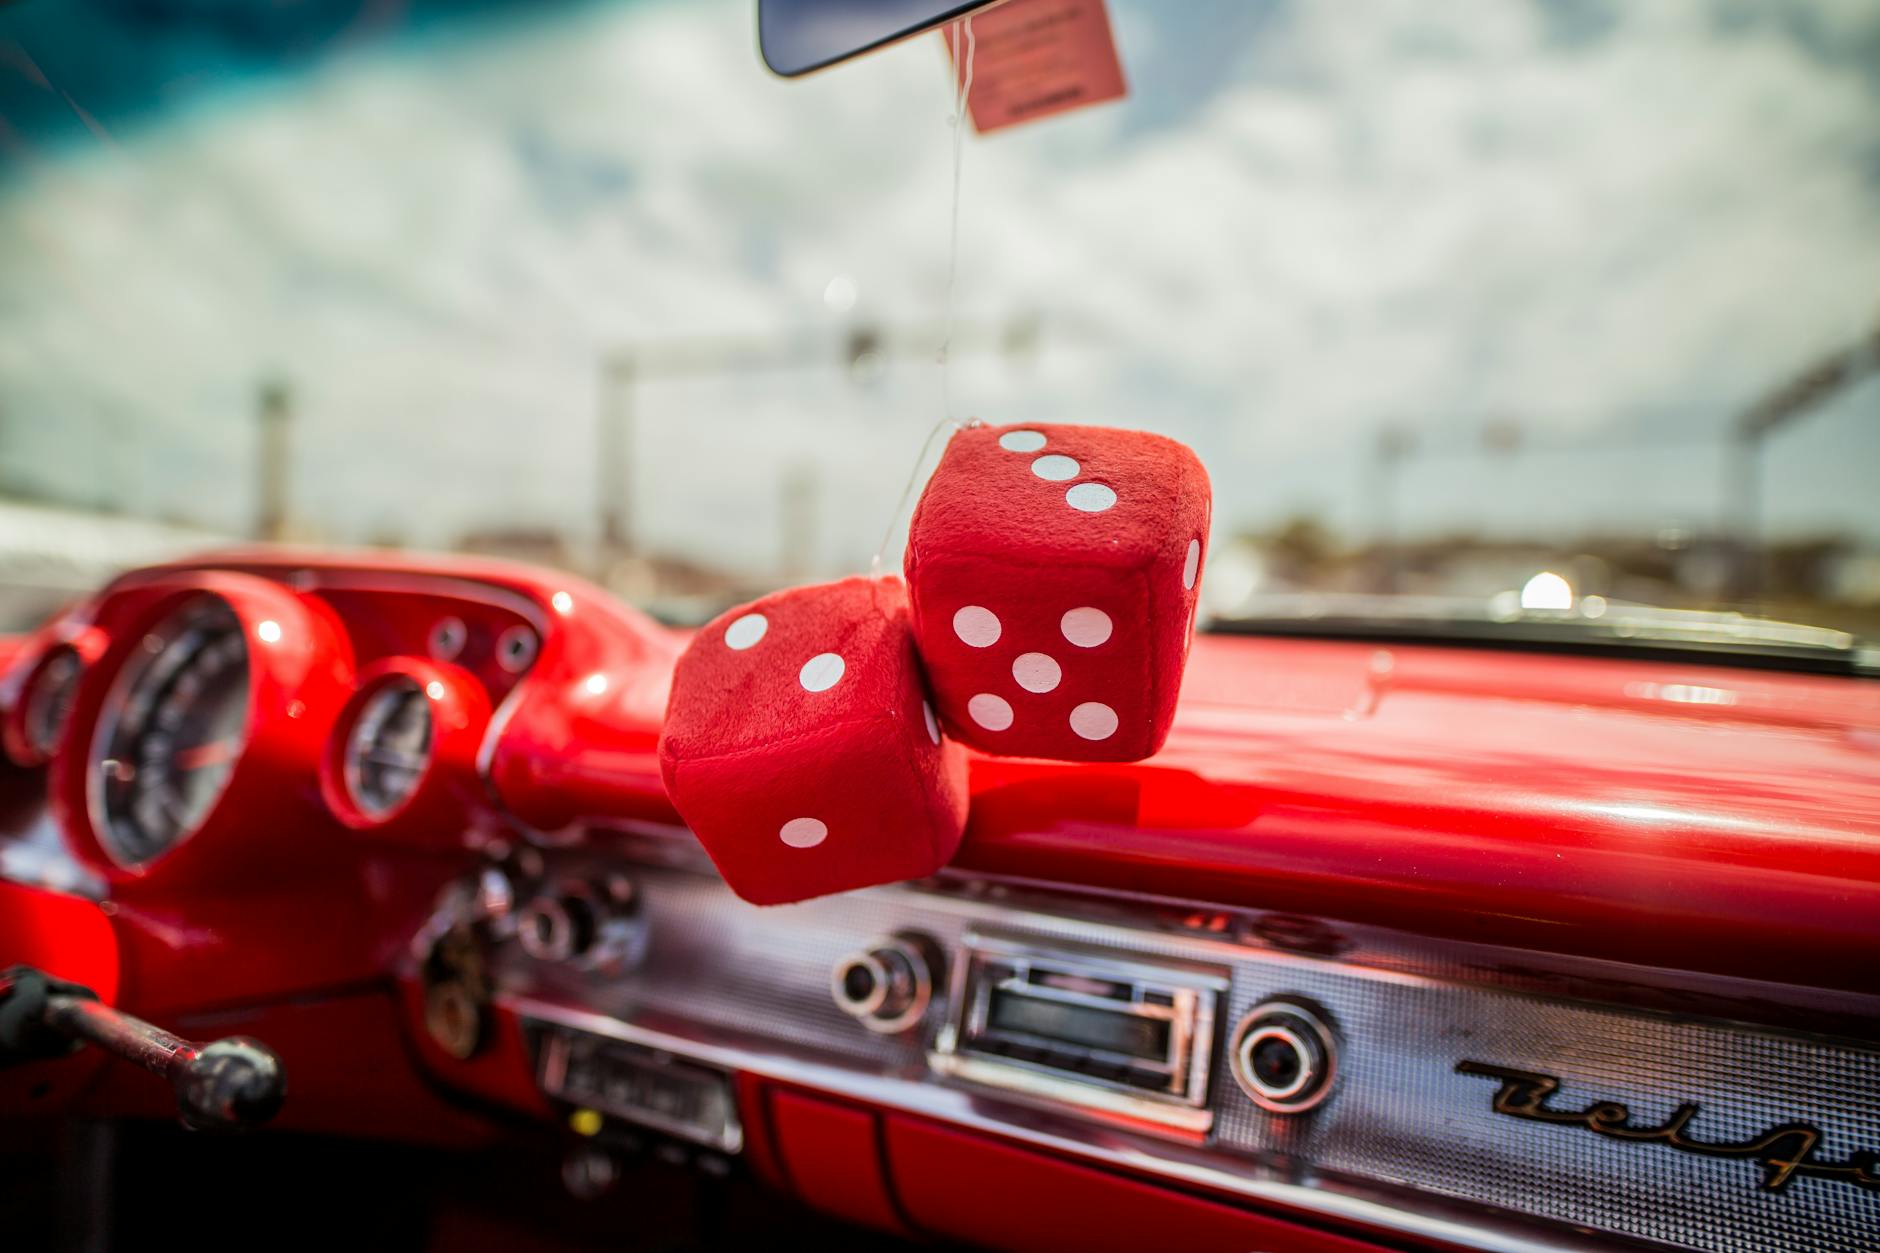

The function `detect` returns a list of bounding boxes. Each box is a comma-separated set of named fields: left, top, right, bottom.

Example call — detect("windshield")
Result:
left=2, top=0, right=1877, bottom=651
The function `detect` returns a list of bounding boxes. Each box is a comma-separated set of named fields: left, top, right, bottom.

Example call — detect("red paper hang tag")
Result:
left=943, top=0, right=1128, bottom=135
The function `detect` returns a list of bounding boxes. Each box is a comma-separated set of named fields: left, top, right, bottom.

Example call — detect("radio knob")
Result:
left=832, top=934, right=941, bottom=1034
left=517, top=891, right=597, bottom=963
left=517, top=876, right=645, bottom=972
left=1230, top=998, right=1339, bottom=1114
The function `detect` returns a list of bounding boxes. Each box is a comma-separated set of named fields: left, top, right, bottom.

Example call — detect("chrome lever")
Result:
left=0, top=965, right=285, bottom=1131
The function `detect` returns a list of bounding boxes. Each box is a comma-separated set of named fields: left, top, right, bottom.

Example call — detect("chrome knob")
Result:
left=517, top=890, right=598, bottom=963
left=832, top=934, right=940, bottom=1034
left=515, top=876, right=646, bottom=973
left=1230, top=998, right=1339, bottom=1114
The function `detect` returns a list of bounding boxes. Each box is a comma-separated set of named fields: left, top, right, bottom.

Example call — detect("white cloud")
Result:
left=0, top=0, right=1875, bottom=569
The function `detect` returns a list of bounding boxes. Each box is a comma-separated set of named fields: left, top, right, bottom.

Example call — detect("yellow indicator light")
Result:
left=569, top=1108, right=603, bottom=1137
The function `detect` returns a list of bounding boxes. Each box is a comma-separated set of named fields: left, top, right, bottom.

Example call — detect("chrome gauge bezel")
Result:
left=341, top=674, right=435, bottom=821
left=21, top=644, right=84, bottom=759
left=88, top=596, right=253, bottom=869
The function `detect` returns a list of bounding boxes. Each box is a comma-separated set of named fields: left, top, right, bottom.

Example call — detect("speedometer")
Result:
left=93, top=599, right=252, bottom=867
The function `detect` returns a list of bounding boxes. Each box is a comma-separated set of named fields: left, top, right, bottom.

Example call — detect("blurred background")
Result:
left=0, top=0, right=1877, bottom=638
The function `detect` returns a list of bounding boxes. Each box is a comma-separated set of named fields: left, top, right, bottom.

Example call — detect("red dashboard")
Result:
left=2, top=552, right=1877, bottom=1252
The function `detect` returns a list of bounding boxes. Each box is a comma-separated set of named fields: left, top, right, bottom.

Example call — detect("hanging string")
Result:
left=867, top=16, right=978, bottom=580
left=869, top=415, right=962, bottom=578
left=939, top=14, right=977, bottom=424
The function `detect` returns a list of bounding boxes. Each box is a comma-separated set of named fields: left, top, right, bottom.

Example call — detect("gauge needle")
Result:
left=172, top=739, right=239, bottom=771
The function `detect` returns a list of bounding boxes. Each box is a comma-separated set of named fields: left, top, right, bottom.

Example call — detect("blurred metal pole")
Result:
left=1724, top=319, right=1880, bottom=602
left=1723, top=431, right=1762, bottom=604
left=1370, top=426, right=1413, bottom=593
left=598, top=354, right=635, bottom=566
left=780, top=464, right=817, bottom=579
left=592, top=317, right=1037, bottom=581
left=255, top=379, right=292, bottom=543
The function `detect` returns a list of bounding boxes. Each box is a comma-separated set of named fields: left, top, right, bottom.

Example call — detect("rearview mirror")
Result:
left=758, top=0, right=1003, bottom=78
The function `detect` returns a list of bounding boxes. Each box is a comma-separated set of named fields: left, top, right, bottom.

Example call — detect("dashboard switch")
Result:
left=831, top=934, right=941, bottom=1034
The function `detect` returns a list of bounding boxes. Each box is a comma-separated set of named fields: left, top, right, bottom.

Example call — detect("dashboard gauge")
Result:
left=342, top=675, right=434, bottom=819
left=21, top=645, right=83, bottom=759
left=93, top=599, right=252, bottom=867
left=321, top=658, right=489, bottom=841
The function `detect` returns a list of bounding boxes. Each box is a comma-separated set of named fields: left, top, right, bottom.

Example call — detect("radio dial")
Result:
left=832, top=934, right=940, bottom=1034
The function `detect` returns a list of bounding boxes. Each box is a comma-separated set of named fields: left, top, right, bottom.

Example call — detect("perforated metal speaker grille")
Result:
left=1211, top=968, right=1880, bottom=1253
left=503, top=862, right=1879, bottom=1253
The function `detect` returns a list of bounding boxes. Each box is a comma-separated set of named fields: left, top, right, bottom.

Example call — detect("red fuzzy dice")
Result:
left=905, top=422, right=1210, bottom=762
left=657, top=576, right=968, bottom=906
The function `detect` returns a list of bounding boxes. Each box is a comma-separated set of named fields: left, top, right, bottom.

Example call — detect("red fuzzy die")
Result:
left=657, top=576, right=967, bottom=905
left=904, top=422, right=1210, bottom=762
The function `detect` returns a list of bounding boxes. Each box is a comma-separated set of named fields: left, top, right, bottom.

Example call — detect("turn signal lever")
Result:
left=0, top=966, right=285, bottom=1131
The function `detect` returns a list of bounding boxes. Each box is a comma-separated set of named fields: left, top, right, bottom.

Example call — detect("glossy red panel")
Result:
left=0, top=879, right=118, bottom=1001
left=954, top=635, right=1880, bottom=993
left=884, top=1116, right=1392, bottom=1252
left=103, top=855, right=451, bottom=1016
left=47, top=571, right=356, bottom=889
left=293, top=584, right=540, bottom=704
left=319, top=656, right=493, bottom=848
left=0, top=881, right=120, bottom=1119
left=2, top=550, right=1875, bottom=1071
left=0, top=624, right=106, bottom=768
left=72, top=549, right=686, bottom=841
left=396, top=982, right=553, bottom=1119
left=734, top=1072, right=788, bottom=1192
left=482, top=590, right=681, bottom=837
left=768, top=1089, right=906, bottom=1234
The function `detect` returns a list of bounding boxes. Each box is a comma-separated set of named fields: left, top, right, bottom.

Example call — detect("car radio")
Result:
left=930, top=933, right=1226, bottom=1136
left=530, top=1022, right=743, bottom=1154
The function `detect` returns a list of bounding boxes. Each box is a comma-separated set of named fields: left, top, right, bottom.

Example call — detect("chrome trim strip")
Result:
left=507, top=995, right=1612, bottom=1253
left=479, top=863, right=1880, bottom=1253
left=928, top=1053, right=1214, bottom=1136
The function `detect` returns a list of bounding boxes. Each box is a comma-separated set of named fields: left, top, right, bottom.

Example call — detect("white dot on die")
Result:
left=968, top=693, right=1014, bottom=731
left=1011, top=652, right=1061, bottom=693
left=953, top=605, right=1001, bottom=648
left=923, top=700, right=940, bottom=745
left=998, top=430, right=1046, bottom=453
left=1070, top=702, right=1119, bottom=741
left=724, top=613, right=767, bottom=650
left=799, top=653, right=846, bottom=692
left=779, top=817, right=828, bottom=848
left=1061, top=607, right=1113, bottom=648
left=1031, top=454, right=1081, bottom=482
left=1183, top=538, right=1201, bottom=590
left=1066, top=482, right=1118, bottom=513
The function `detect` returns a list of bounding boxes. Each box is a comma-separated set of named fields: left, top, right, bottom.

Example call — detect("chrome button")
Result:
left=832, top=934, right=940, bottom=1034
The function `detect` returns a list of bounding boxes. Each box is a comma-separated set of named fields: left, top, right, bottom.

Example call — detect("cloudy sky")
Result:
left=1, top=0, right=1877, bottom=580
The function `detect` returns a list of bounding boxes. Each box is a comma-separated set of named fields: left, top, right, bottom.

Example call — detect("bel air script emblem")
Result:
left=1456, top=1061, right=1878, bottom=1195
